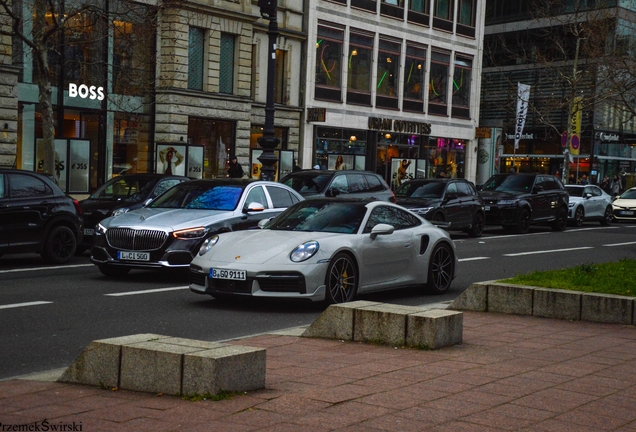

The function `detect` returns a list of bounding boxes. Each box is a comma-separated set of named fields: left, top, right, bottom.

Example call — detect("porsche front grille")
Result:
left=106, top=228, right=168, bottom=251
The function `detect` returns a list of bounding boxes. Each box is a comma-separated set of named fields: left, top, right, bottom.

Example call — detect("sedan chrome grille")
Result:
left=106, top=228, right=168, bottom=251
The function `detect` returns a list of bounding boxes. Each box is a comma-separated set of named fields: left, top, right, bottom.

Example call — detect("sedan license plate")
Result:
left=619, top=210, right=634, bottom=216
left=484, top=206, right=491, bottom=211
left=117, top=251, right=150, bottom=261
left=84, top=228, right=94, bottom=236
left=210, top=268, right=246, bottom=281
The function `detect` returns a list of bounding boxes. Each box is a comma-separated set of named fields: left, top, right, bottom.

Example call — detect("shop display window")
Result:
left=376, top=38, right=401, bottom=109
left=188, top=118, right=236, bottom=178
left=315, top=24, right=344, bottom=101
left=452, top=55, right=472, bottom=119
left=428, top=50, right=450, bottom=115
left=347, top=31, right=374, bottom=105
left=403, top=43, right=427, bottom=112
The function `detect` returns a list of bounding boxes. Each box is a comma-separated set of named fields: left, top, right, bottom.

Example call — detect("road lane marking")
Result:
left=503, top=246, right=594, bottom=257
left=105, top=286, right=190, bottom=297
left=478, top=232, right=552, bottom=240
left=0, top=264, right=93, bottom=274
left=458, top=257, right=490, bottom=262
left=567, top=226, right=619, bottom=232
left=0, top=301, right=53, bottom=310
left=602, top=241, right=636, bottom=247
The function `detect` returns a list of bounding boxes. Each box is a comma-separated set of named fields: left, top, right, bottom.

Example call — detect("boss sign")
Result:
left=69, top=83, right=105, bottom=101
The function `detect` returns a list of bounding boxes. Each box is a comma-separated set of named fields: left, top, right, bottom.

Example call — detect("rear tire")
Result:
left=514, top=209, right=531, bottom=234
left=426, top=243, right=455, bottom=294
left=551, top=206, right=568, bottom=231
left=600, top=206, right=613, bottom=226
left=467, top=212, right=484, bottom=237
left=98, top=264, right=131, bottom=277
left=42, top=226, right=76, bottom=264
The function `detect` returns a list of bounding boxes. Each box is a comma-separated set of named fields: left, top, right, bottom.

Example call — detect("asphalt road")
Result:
left=1, top=222, right=635, bottom=380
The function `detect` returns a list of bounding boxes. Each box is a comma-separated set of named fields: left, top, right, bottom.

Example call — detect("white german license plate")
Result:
left=484, top=206, right=490, bottom=211
left=117, top=251, right=150, bottom=261
left=84, top=228, right=94, bottom=236
left=210, top=268, right=246, bottom=280
left=619, top=210, right=634, bottom=215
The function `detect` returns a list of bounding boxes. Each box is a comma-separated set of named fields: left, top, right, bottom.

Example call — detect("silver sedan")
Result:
left=189, top=199, right=457, bottom=304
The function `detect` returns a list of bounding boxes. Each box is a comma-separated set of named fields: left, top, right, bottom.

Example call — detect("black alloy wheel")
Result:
left=325, top=253, right=358, bottom=304
left=551, top=206, right=568, bottom=231
left=467, top=212, right=485, bottom=237
left=98, top=264, right=131, bottom=277
left=600, top=206, right=613, bottom=226
left=573, top=206, right=584, bottom=227
left=514, top=208, right=531, bottom=234
left=42, top=226, right=77, bottom=264
left=426, top=243, right=454, bottom=294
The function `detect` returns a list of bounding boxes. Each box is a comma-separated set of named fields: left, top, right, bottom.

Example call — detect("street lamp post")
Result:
left=257, top=0, right=279, bottom=182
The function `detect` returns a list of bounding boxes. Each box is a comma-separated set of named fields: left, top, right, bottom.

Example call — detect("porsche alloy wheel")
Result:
left=326, top=253, right=358, bottom=304
left=426, top=243, right=454, bottom=294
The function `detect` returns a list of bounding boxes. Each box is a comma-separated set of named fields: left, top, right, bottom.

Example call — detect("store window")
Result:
left=188, top=27, right=205, bottom=91
left=457, top=0, right=476, bottom=37
left=219, top=33, right=235, bottom=94
left=403, top=43, right=427, bottom=112
left=428, top=49, right=450, bottom=116
left=408, top=0, right=430, bottom=25
left=249, top=126, right=288, bottom=150
left=452, top=55, right=472, bottom=119
left=427, top=137, right=465, bottom=178
left=315, top=24, right=344, bottom=102
left=376, top=38, right=401, bottom=109
left=274, top=49, right=287, bottom=104
left=314, top=127, right=367, bottom=170
left=347, top=30, right=374, bottom=106
left=433, top=0, right=453, bottom=32
left=188, top=117, right=235, bottom=178
left=113, top=113, right=151, bottom=176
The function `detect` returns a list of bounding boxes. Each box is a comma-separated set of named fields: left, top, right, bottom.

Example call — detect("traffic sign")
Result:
left=561, top=132, right=568, bottom=148
left=571, top=134, right=580, bottom=150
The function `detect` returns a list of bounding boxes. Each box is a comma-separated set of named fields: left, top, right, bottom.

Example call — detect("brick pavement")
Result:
left=1, top=311, right=636, bottom=431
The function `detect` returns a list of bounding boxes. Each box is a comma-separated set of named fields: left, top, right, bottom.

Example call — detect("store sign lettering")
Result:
left=69, top=83, right=105, bottom=101
left=598, top=132, right=619, bottom=142
left=505, top=133, right=534, bottom=140
left=368, top=117, right=431, bottom=135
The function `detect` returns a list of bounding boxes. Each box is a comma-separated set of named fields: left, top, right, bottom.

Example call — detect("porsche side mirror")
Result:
left=143, top=198, right=153, bottom=207
left=243, top=202, right=266, bottom=213
left=370, top=223, right=395, bottom=239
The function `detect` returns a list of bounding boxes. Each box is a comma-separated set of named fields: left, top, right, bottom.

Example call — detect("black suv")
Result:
left=280, top=170, right=395, bottom=203
left=479, top=173, right=569, bottom=233
left=0, top=169, right=84, bottom=263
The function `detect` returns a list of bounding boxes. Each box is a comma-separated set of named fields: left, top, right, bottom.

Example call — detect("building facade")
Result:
left=303, top=0, right=485, bottom=187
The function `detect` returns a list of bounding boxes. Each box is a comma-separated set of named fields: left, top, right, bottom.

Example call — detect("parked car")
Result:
left=478, top=173, right=569, bottom=233
left=612, top=187, right=636, bottom=222
left=565, top=185, right=613, bottom=227
left=78, top=174, right=189, bottom=253
left=189, top=198, right=457, bottom=303
left=0, top=169, right=83, bottom=263
left=280, top=170, right=395, bottom=202
left=394, top=178, right=485, bottom=237
left=90, top=179, right=303, bottom=277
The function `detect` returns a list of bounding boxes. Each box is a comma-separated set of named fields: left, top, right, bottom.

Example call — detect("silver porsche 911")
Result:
left=189, top=199, right=457, bottom=304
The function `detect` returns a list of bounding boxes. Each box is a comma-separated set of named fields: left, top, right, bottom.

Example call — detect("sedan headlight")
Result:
left=568, top=201, right=576, bottom=207
left=497, top=200, right=519, bottom=205
left=172, top=227, right=208, bottom=239
left=111, top=207, right=130, bottom=217
left=95, top=222, right=107, bottom=235
left=198, top=235, right=219, bottom=256
left=290, top=241, right=319, bottom=263
left=412, top=207, right=433, bottom=215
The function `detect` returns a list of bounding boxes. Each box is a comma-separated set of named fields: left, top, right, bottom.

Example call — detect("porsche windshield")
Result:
left=149, top=184, right=243, bottom=210
left=269, top=201, right=367, bottom=234
left=481, top=175, right=535, bottom=193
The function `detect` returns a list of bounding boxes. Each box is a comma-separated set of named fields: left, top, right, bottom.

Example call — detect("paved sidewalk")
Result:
left=2, top=311, right=636, bottom=431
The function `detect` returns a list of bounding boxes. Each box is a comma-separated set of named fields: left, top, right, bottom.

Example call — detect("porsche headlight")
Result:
left=172, top=227, right=208, bottom=239
left=198, top=235, right=219, bottom=256
left=497, top=199, right=518, bottom=205
left=290, top=241, right=319, bottom=263
left=95, top=222, right=107, bottom=235
left=111, top=207, right=130, bottom=217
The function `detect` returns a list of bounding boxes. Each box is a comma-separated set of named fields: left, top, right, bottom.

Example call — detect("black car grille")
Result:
left=209, top=278, right=252, bottom=293
left=189, top=268, right=206, bottom=286
left=106, top=228, right=168, bottom=251
left=257, top=273, right=306, bottom=293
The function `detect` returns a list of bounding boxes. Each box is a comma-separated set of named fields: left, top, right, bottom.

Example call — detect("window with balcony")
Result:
left=376, top=38, right=401, bottom=110
left=451, top=55, right=472, bottom=119
left=315, top=24, right=344, bottom=102
left=347, top=31, right=374, bottom=106
left=408, top=0, right=430, bottom=26
left=403, top=44, right=427, bottom=113
left=428, top=49, right=450, bottom=116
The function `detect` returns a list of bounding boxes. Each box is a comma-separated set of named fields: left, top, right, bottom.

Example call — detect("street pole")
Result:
left=257, top=0, right=279, bottom=182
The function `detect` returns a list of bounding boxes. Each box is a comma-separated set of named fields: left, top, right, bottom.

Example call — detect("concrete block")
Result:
left=119, top=341, right=202, bottom=395
left=353, top=303, right=426, bottom=346
left=488, top=283, right=534, bottom=315
left=582, top=293, right=634, bottom=325
left=448, top=282, right=488, bottom=311
left=183, top=345, right=265, bottom=395
left=533, top=288, right=581, bottom=320
left=406, top=309, right=463, bottom=349
left=302, top=300, right=381, bottom=341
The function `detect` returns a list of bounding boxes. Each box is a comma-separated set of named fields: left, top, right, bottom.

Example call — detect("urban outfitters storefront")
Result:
left=312, top=115, right=467, bottom=189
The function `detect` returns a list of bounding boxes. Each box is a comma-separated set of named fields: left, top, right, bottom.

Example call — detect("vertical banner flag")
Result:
left=514, top=83, right=531, bottom=150
left=570, top=96, right=582, bottom=156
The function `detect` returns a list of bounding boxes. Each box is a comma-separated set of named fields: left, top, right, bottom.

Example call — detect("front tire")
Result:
left=325, top=253, right=358, bottom=304
left=42, top=226, right=76, bottom=264
left=600, top=206, right=613, bottom=226
left=467, top=212, right=485, bottom=237
left=98, top=264, right=131, bottom=277
left=513, top=208, right=531, bottom=234
left=572, top=206, right=584, bottom=227
left=551, top=206, right=568, bottom=231
left=426, top=243, right=455, bottom=294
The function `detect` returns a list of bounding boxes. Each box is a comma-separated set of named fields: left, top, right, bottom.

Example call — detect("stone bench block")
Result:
left=353, top=303, right=427, bottom=346
left=533, top=288, right=581, bottom=320
left=406, top=310, right=463, bottom=349
left=302, top=300, right=381, bottom=341
left=582, top=293, right=634, bottom=325
left=488, top=284, right=534, bottom=315
left=448, top=282, right=488, bottom=312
